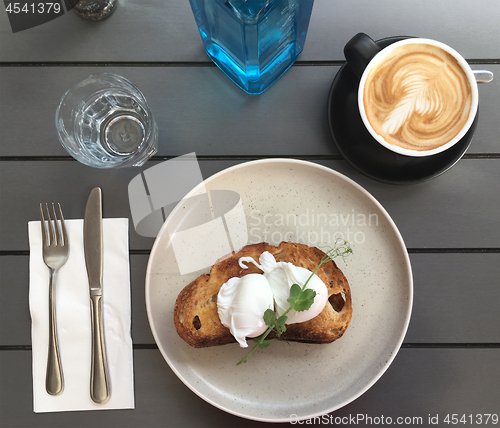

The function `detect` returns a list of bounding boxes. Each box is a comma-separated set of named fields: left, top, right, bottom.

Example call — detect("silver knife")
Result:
left=84, top=187, right=110, bottom=404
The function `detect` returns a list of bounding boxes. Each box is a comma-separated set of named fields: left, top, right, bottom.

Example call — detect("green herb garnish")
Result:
left=236, top=239, right=352, bottom=365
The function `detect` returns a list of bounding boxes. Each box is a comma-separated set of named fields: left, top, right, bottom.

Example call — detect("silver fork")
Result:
left=40, top=203, right=69, bottom=396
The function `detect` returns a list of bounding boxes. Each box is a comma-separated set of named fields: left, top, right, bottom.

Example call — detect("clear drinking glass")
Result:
left=188, top=0, right=315, bottom=94
left=56, top=73, right=158, bottom=168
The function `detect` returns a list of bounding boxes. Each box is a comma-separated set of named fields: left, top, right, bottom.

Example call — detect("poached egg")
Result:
left=217, top=252, right=328, bottom=347
left=217, top=273, right=274, bottom=348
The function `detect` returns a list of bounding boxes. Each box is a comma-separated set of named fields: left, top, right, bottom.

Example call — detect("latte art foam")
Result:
left=363, top=43, right=473, bottom=151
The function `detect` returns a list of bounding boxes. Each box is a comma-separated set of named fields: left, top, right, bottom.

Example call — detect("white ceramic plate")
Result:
left=145, top=159, right=413, bottom=422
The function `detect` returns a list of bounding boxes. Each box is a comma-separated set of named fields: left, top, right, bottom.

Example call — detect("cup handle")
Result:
left=344, top=33, right=382, bottom=78
left=473, top=70, right=494, bottom=83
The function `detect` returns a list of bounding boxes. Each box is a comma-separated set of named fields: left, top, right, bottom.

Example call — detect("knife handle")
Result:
left=90, top=294, right=110, bottom=404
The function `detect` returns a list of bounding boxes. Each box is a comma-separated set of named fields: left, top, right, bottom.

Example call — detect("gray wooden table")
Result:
left=1, top=1, right=499, bottom=427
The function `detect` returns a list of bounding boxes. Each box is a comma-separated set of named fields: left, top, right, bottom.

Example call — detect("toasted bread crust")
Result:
left=174, top=242, right=352, bottom=348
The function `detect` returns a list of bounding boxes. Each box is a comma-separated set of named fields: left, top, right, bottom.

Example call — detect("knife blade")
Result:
left=84, top=187, right=110, bottom=404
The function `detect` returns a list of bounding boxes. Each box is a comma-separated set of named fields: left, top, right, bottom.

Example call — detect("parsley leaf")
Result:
left=287, top=283, right=316, bottom=312
left=275, top=314, right=288, bottom=336
left=263, top=308, right=278, bottom=328
left=258, top=339, right=273, bottom=349
left=288, top=286, right=316, bottom=312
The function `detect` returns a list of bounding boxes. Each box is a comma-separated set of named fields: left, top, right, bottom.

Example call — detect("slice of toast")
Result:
left=174, top=241, right=352, bottom=348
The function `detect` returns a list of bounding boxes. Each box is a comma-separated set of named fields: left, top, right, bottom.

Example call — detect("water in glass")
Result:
left=56, top=74, right=158, bottom=168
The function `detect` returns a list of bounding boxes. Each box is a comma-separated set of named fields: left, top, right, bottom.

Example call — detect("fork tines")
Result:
left=39, top=203, right=67, bottom=247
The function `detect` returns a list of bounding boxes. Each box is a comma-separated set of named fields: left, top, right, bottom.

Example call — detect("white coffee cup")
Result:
left=345, top=34, right=479, bottom=157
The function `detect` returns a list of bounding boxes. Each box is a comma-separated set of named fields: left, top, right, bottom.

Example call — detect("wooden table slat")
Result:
left=1, top=65, right=499, bottom=157
left=1, top=159, right=499, bottom=252
left=1, top=0, right=499, bottom=62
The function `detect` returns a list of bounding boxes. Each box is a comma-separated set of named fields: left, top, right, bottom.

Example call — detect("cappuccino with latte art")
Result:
left=363, top=43, right=473, bottom=152
left=355, top=38, right=478, bottom=157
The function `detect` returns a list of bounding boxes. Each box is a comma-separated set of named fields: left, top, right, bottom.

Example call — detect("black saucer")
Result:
left=327, top=36, right=478, bottom=185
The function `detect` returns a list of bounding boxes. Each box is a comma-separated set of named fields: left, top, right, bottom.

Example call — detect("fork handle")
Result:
left=90, top=294, right=110, bottom=404
left=46, top=269, right=64, bottom=395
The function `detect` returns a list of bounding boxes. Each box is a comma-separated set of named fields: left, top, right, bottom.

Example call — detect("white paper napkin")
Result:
left=28, top=218, right=134, bottom=413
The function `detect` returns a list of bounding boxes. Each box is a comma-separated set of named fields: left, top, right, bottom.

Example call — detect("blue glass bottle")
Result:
left=189, top=0, right=315, bottom=94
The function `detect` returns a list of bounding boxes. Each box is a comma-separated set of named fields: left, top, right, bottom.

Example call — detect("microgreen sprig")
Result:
left=236, top=239, right=352, bottom=365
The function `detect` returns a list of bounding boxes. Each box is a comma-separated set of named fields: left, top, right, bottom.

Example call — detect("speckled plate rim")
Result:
left=145, top=158, right=413, bottom=422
